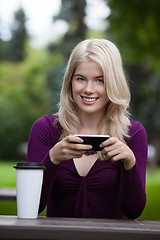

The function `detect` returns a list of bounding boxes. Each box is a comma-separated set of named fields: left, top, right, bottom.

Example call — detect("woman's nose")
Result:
left=84, top=81, right=95, bottom=94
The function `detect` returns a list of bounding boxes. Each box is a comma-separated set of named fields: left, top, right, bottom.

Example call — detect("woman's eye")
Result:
left=97, top=79, right=104, bottom=83
left=77, top=78, right=85, bottom=81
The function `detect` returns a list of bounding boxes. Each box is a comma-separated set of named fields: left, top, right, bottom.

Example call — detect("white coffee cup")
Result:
left=14, top=162, right=45, bottom=219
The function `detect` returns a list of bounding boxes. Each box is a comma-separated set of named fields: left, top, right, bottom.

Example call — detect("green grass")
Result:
left=0, top=161, right=160, bottom=219
left=138, top=168, right=160, bottom=220
left=0, top=160, right=17, bottom=186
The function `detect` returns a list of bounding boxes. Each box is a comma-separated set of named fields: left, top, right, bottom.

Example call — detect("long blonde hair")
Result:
left=58, top=39, right=131, bottom=145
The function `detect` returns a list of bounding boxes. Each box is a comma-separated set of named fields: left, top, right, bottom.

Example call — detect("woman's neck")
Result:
left=78, top=112, right=104, bottom=135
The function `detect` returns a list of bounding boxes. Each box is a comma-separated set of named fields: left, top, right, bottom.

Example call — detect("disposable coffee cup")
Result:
left=14, top=162, right=45, bottom=219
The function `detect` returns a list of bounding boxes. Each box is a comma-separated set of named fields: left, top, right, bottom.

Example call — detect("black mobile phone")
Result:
left=74, top=134, right=110, bottom=151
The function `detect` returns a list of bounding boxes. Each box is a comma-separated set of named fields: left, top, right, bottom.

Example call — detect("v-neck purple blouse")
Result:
left=27, top=114, right=148, bottom=219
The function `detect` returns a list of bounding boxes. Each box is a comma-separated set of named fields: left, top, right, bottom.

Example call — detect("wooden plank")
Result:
left=0, top=216, right=160, bottom=240
left=0, top=187, right=16, bottom=200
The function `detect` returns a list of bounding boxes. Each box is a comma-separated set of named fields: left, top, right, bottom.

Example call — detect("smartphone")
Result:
left=74, top=134, right=110, bottom=151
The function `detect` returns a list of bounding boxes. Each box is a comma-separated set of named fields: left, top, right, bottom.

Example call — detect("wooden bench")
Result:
left=0, top=187, right=16, bottom=200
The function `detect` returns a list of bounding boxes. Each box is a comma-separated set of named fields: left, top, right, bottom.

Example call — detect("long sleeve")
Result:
left=27, top=115, right=60, bottom=213
left=27, top=116, right=148, bottom=219
left=120, top=119, right=148, bottom=219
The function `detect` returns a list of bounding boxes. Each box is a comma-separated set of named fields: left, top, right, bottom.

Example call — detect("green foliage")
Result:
left=0, top=40, right=10, bottom=61
left=0, top=47, right=50, bottom=159
left=54, top=0, right=87, bottom=40
left=86, top=29, right=107, bottom=40
left=105, top=0, right=160, bottom=159
left=106, top=0, right=160, bottom=66
left=9, top=7, right=27, bottom=61
left=0, top=7, right=28, bottom=62
left=47, top=0, right=88, bottom=112
left=53, top=0, right=87, bottom=54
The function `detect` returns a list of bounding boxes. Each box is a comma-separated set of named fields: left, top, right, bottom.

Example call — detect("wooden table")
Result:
left=0, top=215, right=160, bottom=240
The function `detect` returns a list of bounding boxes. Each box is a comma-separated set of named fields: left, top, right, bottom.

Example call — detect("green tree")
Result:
left=0, top=46, right=50, bottom=159
left=0, top=40, right=10, bottom=61
left=105, top=0, right=160, bottom=163
left=0, top=7, right=27, bottom=62
left=53, top=0, right=87, bottom=57
left=46, top=0, right=87, bottom=112
left=106, top=0, right=160, bottom=66
left=8, top=7, right=27, bottom=61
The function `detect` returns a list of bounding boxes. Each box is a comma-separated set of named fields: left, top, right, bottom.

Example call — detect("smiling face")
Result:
left=71, top=61, right=109, bottom=117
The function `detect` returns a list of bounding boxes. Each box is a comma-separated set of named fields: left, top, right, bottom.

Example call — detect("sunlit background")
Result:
left=0, top=0, right=109, bottom=46
left=0, top=0, right=160, bottom=220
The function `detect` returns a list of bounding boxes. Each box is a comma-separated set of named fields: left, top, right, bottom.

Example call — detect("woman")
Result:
left=27, top=39, right=148, bottom=219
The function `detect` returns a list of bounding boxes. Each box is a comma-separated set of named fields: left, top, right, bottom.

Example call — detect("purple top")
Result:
left=27, top=114, right=148, bottom=219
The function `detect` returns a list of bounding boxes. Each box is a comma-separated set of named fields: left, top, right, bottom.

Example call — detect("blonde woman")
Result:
left=27, top=39, right=147, bottom=219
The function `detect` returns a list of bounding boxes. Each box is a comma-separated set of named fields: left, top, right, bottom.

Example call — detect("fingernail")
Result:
left=99, top=144, right=103, bottom=148
left=81, top=139, right=84, bottom=143
left=90, top=145, right=93, bottom=149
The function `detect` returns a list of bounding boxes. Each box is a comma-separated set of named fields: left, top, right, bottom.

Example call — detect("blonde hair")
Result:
left=58, top=39, right=131, bottom=147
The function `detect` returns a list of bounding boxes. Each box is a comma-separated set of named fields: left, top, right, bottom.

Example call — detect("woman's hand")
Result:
left=101, top=137, right=136, bottom=170
left=49, top=135, right=91, bottom=165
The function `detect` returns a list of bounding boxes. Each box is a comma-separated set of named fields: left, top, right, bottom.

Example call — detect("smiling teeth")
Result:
left=83, top=97, right=97, bottom=102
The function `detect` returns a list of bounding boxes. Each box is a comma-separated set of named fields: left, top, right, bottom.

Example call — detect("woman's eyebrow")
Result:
left=74, top=74, right=103, bottom=78
left=95, top=75, right=104, bottom=78
left=73, top=74, right=104, bottom=79
left=74, top=74, right=85, bottom=77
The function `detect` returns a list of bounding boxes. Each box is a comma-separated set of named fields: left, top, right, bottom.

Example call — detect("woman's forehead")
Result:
left=74, top=61, right=103, bottom=75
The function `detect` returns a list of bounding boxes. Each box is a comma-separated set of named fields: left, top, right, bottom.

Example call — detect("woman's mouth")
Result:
left=81, top=96, right=98, bottom=104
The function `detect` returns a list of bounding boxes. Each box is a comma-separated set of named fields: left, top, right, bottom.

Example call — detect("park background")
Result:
left=0, top=0, right=160, bottom=219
